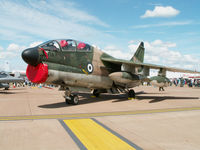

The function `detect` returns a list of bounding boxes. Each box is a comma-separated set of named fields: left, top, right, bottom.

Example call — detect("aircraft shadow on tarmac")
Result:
left=0, top=91, right=17, bottom=94
left=39, top=92, right=127, bottom=108
left=136, top=96, right=199, bottom=103
left=0, top=91, right=27, bottom=94
left=0, top=88, right=27, bottom=94
left=38, top=91, right=199, bottom=108
left=113, top=91, right=199, bottom=103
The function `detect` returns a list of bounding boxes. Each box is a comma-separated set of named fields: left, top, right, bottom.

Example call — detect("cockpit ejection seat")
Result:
left=60, top=40, right=68, bottom=48
left=77, top=42, right=86, bottom=50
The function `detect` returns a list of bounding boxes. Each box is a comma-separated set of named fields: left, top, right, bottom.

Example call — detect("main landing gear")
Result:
left=64, top=88, right=79, bottom=105
left=128, top=89, right=135, bottom=100
left=159, top=87, right=165, bottom=91
left=92, top=89, right=100, bottom=97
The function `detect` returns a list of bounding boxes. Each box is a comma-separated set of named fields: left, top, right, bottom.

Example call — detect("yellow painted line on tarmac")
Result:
left=0, top=107, right=200, bottom=121
left=63, top=118, right=138, bottom=150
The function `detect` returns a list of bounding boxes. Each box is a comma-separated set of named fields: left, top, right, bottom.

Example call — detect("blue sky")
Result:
left=0, top=0, right=200, bottom=72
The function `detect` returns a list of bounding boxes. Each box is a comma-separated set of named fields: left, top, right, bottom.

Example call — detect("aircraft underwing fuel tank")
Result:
left=109, top=72, right=140, bottom=86
left=150, top=76, right=171, bottom=87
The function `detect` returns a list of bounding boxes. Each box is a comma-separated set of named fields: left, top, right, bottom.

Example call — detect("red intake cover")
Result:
left=26, top=63, right=48, bottom=83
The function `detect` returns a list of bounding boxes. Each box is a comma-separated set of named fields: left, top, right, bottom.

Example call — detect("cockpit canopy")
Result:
left=38, top=39, right=92, bottom=52
left=0, top=72, right=8, bottom=78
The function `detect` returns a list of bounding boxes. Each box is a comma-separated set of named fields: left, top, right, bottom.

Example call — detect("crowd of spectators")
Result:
left=172, top=78, right=200, bottom=87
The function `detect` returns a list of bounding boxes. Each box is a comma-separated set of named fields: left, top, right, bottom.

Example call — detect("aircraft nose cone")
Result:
left=21, top=47, right=40, bottom=66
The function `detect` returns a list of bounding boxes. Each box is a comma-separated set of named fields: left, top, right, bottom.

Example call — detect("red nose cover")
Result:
left=26, top=63, right=48, bottom=83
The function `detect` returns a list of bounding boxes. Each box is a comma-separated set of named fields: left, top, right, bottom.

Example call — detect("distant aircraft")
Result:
left=0, top=71, right=24, bottom=90
left=21, top=39, right=199, bottom=104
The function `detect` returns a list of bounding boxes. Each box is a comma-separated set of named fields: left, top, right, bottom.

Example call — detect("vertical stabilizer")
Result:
left=130, top=42, right=145, bottom=63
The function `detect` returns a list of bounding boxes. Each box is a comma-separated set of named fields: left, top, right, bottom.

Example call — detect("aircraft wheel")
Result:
left=4, top=87, right=9, bottom=90
left=65, top=98, right=71, bottom=104
left=93, top=89, right=100, bottom=97
left=128, top=89, right=135, bottom=99
left=70, top=95, right=79, bottom=105
left=64, top=88, right=72, bottom=104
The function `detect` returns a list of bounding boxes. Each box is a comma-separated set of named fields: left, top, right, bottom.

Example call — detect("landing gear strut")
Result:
left=64, top=88, right=79, bottom=105
left=93, top=89, right=100, bottom=97
left=159, top=87, right=165, bottom=91
left=128, top=89, right=135, bottom=99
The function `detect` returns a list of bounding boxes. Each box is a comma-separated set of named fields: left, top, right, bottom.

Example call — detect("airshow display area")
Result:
left=1, top=40, right=200, bottom=150
left=1, top=1, right=200, bottom=150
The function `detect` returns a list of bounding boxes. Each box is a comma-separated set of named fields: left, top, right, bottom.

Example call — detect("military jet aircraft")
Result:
left=0, top=71, right=24, bottom=90
left=21, top=39, right=199, bottom=104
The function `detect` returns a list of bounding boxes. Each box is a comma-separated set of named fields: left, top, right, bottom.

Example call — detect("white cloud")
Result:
left=145, top=55, right=160, bottom=63
left=104, top=45, right=120, bottom=51
left=0, top=45, right=16, bottom=59
left=128, top=40, right=135, bottom=44
left=103, top=45, right=131, bottom=60
left=0, top=42, right=34, bottom=59
left=29, top=41, right=43, bottom=48
left=151, top=40, right=176, bottom=47
left=183, top=64, right=194, bottom=70
left=128, top=44, right=139, bottom=53
left=28, top=0, right=109, bottom=27
left=132, top=21, right=192, bottom=29
left=141, top=6, right=180, bottom=18
left=7, top=43, right=20, bottom=51
left=7, top=43, right=26, bottom=52
left=143, top=40, right=199, bottom=70
left=0, top=46, right=3, bottom=51
left=0, top=51, right=16, bottom=59
left=0, top=1, right=112, bottom=44
left=0, top=41, right=38, bottom=70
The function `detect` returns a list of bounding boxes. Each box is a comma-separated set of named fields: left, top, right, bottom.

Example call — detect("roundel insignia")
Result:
left=87, top=63, right=93, bottom=73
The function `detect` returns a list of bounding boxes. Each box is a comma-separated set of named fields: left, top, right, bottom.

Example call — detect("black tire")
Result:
left=93, top=89, right=100, bottom=97
left=71, top=95, right=79, bottom=105
left=65, top=98, right=71, bottom=104
left=128, top=89, right=135, bottom=98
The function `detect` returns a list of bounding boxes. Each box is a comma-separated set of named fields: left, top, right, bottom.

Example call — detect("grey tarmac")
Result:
left=0, top=85, right=200, bottom=150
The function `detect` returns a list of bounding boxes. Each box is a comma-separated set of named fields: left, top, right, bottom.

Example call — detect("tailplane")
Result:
left=130, top=42, right=145, bottom=63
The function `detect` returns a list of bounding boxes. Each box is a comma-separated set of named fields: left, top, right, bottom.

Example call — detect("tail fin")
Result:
left=130, top=42, right=145, bottom=63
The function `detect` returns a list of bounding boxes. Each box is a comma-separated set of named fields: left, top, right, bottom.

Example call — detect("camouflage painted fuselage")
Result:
left=36, top=40, right=122, bottom=89
left=22, top=39, right=200, bottom=93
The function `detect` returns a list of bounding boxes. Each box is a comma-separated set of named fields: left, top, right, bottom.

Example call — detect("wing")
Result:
left=101, top=57, right=200, bottom=74
left=0, top=77, right=24, bottom=83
